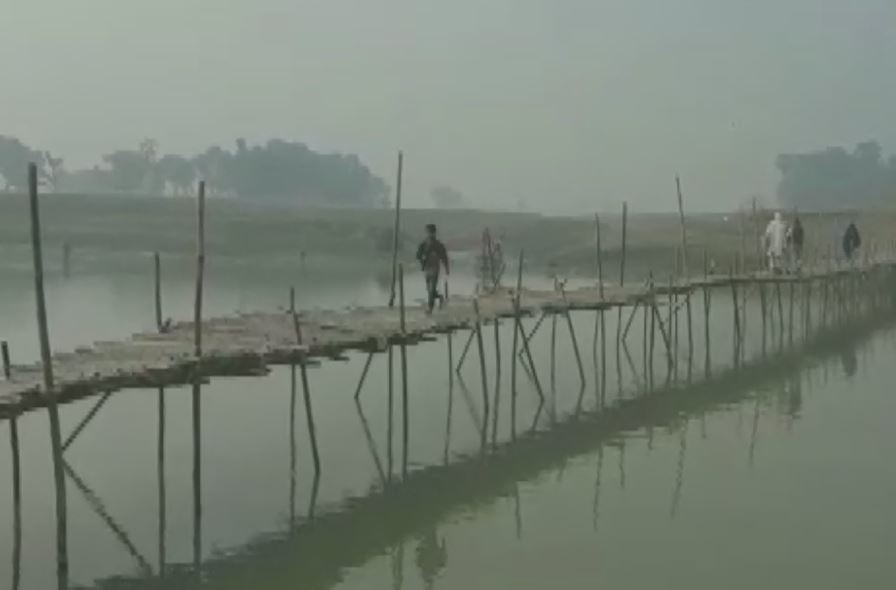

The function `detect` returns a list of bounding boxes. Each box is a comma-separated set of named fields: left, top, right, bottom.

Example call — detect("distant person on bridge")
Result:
left=764, top=212, right=787, bottom=274
left=787, top=215, right=805, bottom=272
left=416, top=224, right=450, bottom=313
left=842, top=221, right=861, bottom=262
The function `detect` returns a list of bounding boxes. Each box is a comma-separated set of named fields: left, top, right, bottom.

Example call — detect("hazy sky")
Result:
left=2, top=0, right=895, bottom=212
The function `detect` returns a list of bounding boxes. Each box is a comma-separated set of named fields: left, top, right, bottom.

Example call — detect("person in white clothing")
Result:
left=764, top=212, right=787, bottom=273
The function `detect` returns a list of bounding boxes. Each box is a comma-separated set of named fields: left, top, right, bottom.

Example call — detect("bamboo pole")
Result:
left=491, top=317, right=501, bottom=446
left=194, top=181, right=206, bottom=359
left=398, top=264, right=409, bottom=477
left=353, top=351, right=375, bottom=401
left=788, top=281, right=795, bottom=348
left=455, top=330, right=475, bottom=374
left=675, top=176, right=689, bottom=277
left=2, top=341, right=10, bottom=380
left=154, top=252, right=163, bottom=332
left=615, top=202, right=628, bottom=392
left=595, top=213, right=605, bottom=298
left=388, top=151, right=404, bottom=308
left=511, top=251, right=523, bottom=405
left=473, top=299, right=490, bottom=449
left=290, top=290, right=321, bottom=477
left=386, top=346, right=394, bottom=482
left=29, top=163, right=68, bottom=589
left=731, top=271, right=741, bottom=367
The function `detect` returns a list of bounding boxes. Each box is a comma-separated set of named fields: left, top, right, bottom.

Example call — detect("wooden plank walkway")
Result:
left=1, top=262, right=892, bottom=418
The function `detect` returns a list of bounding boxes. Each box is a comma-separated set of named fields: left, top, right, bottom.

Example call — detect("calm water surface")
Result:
left=1, top=264, right=894, bottom=589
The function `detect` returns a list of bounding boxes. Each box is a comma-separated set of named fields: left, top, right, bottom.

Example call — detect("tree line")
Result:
left=776, top=140, right=896, bottom=210
left=0, top=134, right=389, bottom=206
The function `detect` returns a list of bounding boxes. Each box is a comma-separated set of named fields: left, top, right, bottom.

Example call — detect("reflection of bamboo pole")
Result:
left=28, top=163, right=68, bottom=589
left=10, top=416, right=22, bottom=590
left=157, top=388, right=166, bottom=575
left=455, top=330, right=475, bottom=374
left=191, top=382, right=202, bottom=575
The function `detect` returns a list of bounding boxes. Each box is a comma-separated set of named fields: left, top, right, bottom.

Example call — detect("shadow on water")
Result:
left=19, top=305, right=883, bottom=590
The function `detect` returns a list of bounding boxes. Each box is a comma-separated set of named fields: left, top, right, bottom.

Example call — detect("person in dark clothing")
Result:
left=843, top=222, right=861, bottom=261
left=416, top=224, right=450, bottom=313
left=789, top=215, right=805, bottom=272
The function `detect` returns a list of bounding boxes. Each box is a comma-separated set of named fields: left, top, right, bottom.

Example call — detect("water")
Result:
left=1, top=264, right=895, bottom=589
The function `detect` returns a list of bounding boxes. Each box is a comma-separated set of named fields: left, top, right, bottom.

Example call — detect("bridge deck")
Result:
left=0, top=264, right=883, bottom=418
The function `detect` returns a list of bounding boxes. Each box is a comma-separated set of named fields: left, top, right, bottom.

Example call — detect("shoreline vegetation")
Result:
left=1, top=191, right=894, bottom=282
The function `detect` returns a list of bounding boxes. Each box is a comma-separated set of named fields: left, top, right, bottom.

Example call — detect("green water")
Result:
left=1, top=263, right=895, bottom=589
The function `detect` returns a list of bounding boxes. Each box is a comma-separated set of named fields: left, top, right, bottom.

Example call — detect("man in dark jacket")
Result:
left=416, top=224, right=450, bottom=313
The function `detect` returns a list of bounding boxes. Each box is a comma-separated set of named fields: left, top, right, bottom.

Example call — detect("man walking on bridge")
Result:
left=416, top=223, right=450, bottom=313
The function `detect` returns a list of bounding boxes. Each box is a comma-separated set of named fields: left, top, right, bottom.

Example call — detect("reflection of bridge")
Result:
left=10, top=313, right=882, bottom=590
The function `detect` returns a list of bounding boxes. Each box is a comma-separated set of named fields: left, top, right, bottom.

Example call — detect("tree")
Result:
left=44, top=151, right=65, bottom=190
left=156, top=154, right=196, bottom=195
left=431, top=185, right=466, bottom=209
left=776, top=141, right=896, bottom=210
left=0, top=135, right=43, bottom=191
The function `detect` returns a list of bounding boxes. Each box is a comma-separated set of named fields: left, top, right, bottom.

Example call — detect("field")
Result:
left=1, top=192, right=893, bottom=283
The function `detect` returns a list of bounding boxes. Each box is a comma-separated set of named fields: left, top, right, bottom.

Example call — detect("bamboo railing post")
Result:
left=788, top=281, right=795, bottom=348
left=388, top=151, right=404, bottom=308
left=290, top=290, right=321, bottom=478
left=29, top=162, right=68, bottom=589
left=730, top=270, right=741, bottom=367
left=386, top=346, right=394, bottom=482
left=511, top=251, right=524, bottom=408
left=675, top=176, right=689, bottom=277
left=2, top=341, right=10, bottom=380
left=398, top=264, right=409, bottom=477
left=154, top=252, right=163, bottom=332
left=194, top=181, right=206, bottom=359
left=615, top=202, right=628, bottom=392
left=472, top=299, right=490, bottom=449
left=491, top=317, right=501, bottom=447
left=648, top=273, right=657, bottom=389
left=759, top=280, right=768, bottom=358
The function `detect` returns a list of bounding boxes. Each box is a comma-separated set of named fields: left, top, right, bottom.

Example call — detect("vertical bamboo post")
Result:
left=776, top=281, right=784, bottom=350
left=388, top=151, right=404, bottom=308
left=29, top=163, right=68, bottom=588
left=753, top=197, right=761, bottom=272
left=615, top=202, right=628, bottom=392
left=788, top=281, right=795, bottom=348
left=491, top=317, right=501, bottom=446
left=511, top=251, right=523, bottom=403
left=702, top=252, right=711, bottom=378
left=154, top=252, right=163, bottom=332
left=759, top=280, right=768, bottom=357
left=386, top=346, right=394, bottom=482
left=731, top=271, right=741, bottom=367
left=675, top=176, right=690, bottom=277
left=291, top=290, right=321, bottom=478
left=194, top=181, right=206, bottom=359
left=473, top=299, right=490, bottom=448
left=398, top=264, right=410, bottom=477
left=2, top=341, right=10, bottom=379
left=593, top=214, right=605, bottom=393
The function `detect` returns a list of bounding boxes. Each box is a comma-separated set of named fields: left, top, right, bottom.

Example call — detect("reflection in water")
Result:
left=157, top=388, right=166, bottom=577
left=840, top=344, right=858, bottom=378
left=9, top=417, right=22, bottom=590
left=415, top=528, right=447, bottom=590
left=669, top=420, right=689, bottom=519
left=355, top=400, right=387, bottom=487
left=191, top=381, right=202, bottom=576
left=592, top=446, right=604, bottom=533
left=63, top=461, right=153, bottom=575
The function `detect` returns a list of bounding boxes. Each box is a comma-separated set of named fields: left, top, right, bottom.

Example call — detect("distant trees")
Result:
left=431, top=185, right=466, bottom=209
left=0, top=135, right=44, bottom=190
left=776, top=141, right=896, bottom=210
left=0, top=133, right=388, bottom=207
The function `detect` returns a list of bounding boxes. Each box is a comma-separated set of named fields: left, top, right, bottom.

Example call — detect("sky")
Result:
left=2, top=0, right=895, bottom=213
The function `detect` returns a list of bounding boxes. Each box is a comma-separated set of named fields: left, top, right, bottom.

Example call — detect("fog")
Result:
left=2, top=0, right=895, bottom=212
